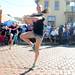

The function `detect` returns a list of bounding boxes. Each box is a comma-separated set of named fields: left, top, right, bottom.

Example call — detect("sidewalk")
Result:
left=0, top=45, right=75, bottom=75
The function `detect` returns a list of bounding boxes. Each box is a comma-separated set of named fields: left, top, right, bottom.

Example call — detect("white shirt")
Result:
left=51, top=30, right=58, bottom=36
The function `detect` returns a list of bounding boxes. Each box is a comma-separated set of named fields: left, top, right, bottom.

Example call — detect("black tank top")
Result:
left=33, top=18, right=45, bottom=36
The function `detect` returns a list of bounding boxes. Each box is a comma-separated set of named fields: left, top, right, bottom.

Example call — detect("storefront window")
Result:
left=47, top=16, right=56, bottom=27
left=47, top=16, right=56, bottom=21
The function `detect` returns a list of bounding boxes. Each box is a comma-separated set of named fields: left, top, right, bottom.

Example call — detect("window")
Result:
left=54, top=1, right=60, bottom=10
left=73, top=6, right=75, bottom=12
left=47, top=16, right=56, bottom=21
left=66, top=1, right=70, bottom=5
left=44, top=0, right=49, bottom=9
left=35, top=0, right=39, bottom=4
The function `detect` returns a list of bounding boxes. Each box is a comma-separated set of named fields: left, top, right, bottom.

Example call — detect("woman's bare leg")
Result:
left=32, top=37, right=42, bottom=67
left=20, top=31, right=34, bottom=46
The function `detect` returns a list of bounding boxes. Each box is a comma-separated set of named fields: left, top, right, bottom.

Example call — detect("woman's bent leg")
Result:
left=20, top=31, right=34, bottom=46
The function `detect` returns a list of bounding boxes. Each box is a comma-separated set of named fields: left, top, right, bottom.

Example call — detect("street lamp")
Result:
left=70, top=2, right=75, bottom=26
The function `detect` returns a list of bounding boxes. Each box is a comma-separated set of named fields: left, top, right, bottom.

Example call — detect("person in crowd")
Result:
left=0, top=30, right=6, bottom=45
left=63, top=25, right=70, bottom=45
left=50, top=27, right=58, bottom=44
left=6, top=22, right=19, bottom=49
left=58, top=25, right=64, bottom=44
left=20, top=9, right=47, bottom=68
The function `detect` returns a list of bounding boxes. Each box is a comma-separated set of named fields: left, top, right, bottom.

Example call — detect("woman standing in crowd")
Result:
left=5, top=22, right=19, bottom=49
left=20, top=9, right=47, bottom=68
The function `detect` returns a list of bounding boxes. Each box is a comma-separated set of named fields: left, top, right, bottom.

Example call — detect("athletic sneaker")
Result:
left=32, top=44, right=35, bottom=51
left=32, top=63, right=35, bottom=68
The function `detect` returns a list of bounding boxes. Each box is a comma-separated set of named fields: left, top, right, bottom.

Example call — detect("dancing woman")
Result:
left=20, top=9, right=47, bottom=68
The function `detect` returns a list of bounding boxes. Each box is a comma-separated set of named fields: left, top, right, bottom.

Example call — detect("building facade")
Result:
left=0, top=6, right=2, bottom=23
left=36, top=0, right=75, bottom=27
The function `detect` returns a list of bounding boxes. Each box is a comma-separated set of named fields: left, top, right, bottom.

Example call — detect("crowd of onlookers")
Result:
left=43, top=23, right=75, bottom=45
left=0, top=22, right=33, bottom=46
left=0, top=22, right=75, bottom=46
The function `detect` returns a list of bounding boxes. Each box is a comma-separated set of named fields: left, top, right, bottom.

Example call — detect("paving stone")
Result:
left=0, top=45, right=75, bottom=75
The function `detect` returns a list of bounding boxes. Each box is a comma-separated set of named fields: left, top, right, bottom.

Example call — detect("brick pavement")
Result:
left=0, top=45, right=75, bottom=75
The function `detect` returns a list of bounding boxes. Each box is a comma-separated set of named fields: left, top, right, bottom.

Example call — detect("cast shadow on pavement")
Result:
left=29, top=45, right=58, bottom=52
left=20, top=67, right=34, bottom=75
left=29, top=44, right=75, bottom=52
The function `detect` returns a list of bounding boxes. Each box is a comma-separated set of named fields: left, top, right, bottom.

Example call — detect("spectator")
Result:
left=7, top=22, right=19, bottom=49
left=58, top=25, right=64, bottom=44
left=50, top=28, right=58, bottom=43
left=63, top=28, right=70, bottom=45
